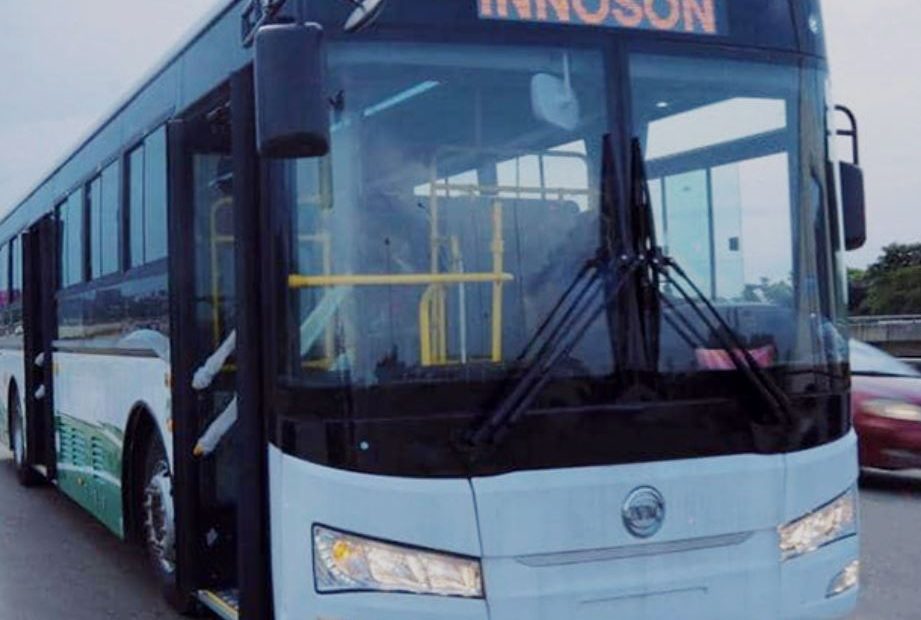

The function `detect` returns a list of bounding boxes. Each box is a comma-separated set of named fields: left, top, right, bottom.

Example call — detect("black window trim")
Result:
left=0, top=242, right=8, bottom=309
left=120, top=143, right=135, bottom=272
left=9, top=233, right=23, bottom=305
left=8, top=237, right=13, bottom=306
left=84, top=174, right=100, bottom=283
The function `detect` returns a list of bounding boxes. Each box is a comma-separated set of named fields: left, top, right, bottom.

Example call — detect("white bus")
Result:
left=2, top=0, right=866, bottom=618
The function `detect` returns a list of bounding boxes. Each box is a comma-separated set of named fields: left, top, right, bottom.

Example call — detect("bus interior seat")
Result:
left=659, top=301, right=798, bottom=372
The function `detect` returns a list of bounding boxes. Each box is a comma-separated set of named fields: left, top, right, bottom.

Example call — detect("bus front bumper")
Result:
left=267, top=432, right=858, bottom=620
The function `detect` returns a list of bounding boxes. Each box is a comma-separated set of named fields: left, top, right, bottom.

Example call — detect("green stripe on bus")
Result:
left=55, top=413, right=125, bottom=538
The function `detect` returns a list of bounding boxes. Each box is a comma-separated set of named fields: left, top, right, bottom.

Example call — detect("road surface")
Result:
left=0, top=448, right=916, bottom=619
left=850, top=470, right=921, bottom=620
left=0, top=449, right=182, bottom=620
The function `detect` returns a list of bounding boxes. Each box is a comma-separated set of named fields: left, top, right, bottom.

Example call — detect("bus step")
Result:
left=197, top=589, right=239, bottom=620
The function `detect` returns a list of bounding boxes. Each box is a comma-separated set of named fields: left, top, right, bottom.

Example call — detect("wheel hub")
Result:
left=143, top=461, right=177, bottom=575
left=11, top=408, right=23, bottom=467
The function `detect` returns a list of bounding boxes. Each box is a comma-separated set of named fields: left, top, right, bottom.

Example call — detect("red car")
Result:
left=851, top=339, right=921, bottom=470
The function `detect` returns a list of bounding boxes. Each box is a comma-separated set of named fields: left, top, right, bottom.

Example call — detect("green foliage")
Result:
left=863, top=265, right=921, bottom=315
left=866, top=243, right=921, bottom=277
left=849, top=244, right=921, bottom=316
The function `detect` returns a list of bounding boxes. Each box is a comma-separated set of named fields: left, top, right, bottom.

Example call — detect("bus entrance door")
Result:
left=168, top=93, right=242, bottom=617
left=21, top=214, right=58, bottom=477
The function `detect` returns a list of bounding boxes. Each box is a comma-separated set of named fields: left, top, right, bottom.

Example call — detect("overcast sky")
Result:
left=0, top=1, right=915, bottom=268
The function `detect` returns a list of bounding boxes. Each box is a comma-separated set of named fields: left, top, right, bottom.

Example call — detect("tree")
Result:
left=863, top=265, right=921, bottom=316
left=849, top=244, right=921, bottom=316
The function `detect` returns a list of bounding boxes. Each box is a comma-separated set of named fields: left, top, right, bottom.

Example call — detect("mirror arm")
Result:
left=835, top=104, right=860, bottom=166
left=242, top=0, right=290, bottom=47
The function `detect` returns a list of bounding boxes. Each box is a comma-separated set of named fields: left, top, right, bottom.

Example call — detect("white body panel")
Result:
left=53, top=351, right=173, bottom=465
left=269, top=446, right=487, bottom=620
left=269, top=432, right=858, bottom=619
left=1, top=343, right=172, bottom=538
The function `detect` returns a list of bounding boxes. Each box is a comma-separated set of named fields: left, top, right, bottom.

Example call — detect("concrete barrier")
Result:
left=851, top=315, right=921, bottom=358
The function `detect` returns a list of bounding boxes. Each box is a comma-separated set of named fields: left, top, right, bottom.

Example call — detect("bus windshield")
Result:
left=278, top=39, right=846, bottom=394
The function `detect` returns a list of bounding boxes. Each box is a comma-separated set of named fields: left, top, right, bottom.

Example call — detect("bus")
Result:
left=0, top=0, right=868, bottom=618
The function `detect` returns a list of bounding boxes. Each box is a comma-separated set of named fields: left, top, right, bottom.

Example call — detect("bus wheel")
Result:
left=9, top=390, right=41, bottom=487
left=141, top=433, right=178, bottom=587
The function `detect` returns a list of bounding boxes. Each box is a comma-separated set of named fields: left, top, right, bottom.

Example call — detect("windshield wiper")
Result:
left=462, top=135, right=792, bottom=458
left=625, top=138, right=792, bottom=429
left=463, top=136, right=640, bottom=452
left=464, top=252, right=640, bottom=450
left=654, top=255, right=793, bottom=425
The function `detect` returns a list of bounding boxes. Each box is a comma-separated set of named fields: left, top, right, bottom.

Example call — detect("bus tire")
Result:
left=139, top=432, right=183, bottom=599
left=9, top=387, right=41, bottom=487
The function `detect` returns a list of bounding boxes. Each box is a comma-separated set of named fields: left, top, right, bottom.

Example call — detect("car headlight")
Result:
left=779, top=489, right=857, bottom=561
left=313, top=525, right=484, bottom=598
left=863, top=399, right=921, bottom=422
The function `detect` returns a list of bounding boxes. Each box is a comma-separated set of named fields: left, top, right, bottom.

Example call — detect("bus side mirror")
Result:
left=254, top=22, right=330, bottom=159
left=841, top=162, right=866, bottom=251
left=835, top=105, right=866, bottom=251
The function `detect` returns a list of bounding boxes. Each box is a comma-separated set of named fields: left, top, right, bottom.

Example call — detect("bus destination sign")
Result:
left=478, top=0, right=726, bottom=36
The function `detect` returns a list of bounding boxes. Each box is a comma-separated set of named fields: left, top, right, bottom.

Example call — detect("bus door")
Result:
left=168, top=92, right=242, bottom=611
left=21, top=214, right=58, bottom=476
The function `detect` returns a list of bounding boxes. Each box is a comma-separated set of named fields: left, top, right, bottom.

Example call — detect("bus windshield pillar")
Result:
left=231, top=67, right=275, bottom=620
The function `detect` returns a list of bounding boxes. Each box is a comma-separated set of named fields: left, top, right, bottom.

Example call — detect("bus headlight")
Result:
left=313, top=525, right=484, bottom=598
left=779, top=489, right=857, bottom=561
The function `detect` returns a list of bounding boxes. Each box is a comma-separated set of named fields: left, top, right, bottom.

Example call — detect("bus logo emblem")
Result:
left=622, top=487, right=666, bottom=539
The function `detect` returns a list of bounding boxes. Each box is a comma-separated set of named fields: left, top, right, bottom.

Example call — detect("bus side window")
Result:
left=12, top=236, right=22, bottom=304
left=144, top=127, right=168, bottom=263
left=0, top=242, right=8, bottom=308
left=127, top=125, right=168, bottom=269
left=89, top=161, right=121, bottom=280
left=127, top=144, right=145, bottom=268
left=58, top=190, right=85, bottom=288
left=87, top=175, right=103, bottom=279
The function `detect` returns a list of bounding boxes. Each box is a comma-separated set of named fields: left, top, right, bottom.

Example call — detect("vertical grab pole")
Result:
left=451, top=237, right=468, bottom=364
left=419, top=285, right=434, bottom=366
left=490, top=199, right=504, bottom=362
left=321, top=233, right=334, bottom=364
left=232, top=67, right=275, bottom=620
left=427, top=163, right=445, bottom=363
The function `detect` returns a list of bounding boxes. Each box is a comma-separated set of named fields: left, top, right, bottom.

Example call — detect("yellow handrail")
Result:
left=288, top=272, right=513, bottom=288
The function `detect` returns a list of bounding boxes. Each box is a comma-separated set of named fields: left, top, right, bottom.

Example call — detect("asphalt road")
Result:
left=849, top=470, right=921, bottom=620
left=0, top=447, right=916, bottom=620
left=0, top=449, right=182, bottom=620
